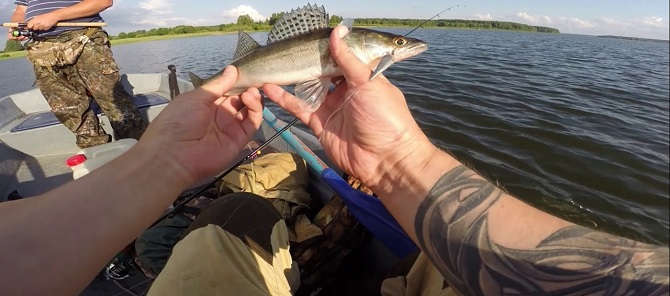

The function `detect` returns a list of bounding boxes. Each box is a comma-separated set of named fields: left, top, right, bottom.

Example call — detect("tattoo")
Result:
left=415, top=166, right=669, bottom=295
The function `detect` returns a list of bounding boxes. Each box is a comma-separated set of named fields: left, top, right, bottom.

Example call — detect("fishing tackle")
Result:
left=370, top=5, right=462, bottom=80
left=1, top=22, right=107, bottom=39
left=11, top=26, right=33, bottom=38
left=404, top=4, right=463, bottom=36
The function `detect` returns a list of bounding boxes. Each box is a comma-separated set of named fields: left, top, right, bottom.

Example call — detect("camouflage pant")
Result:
left=30, top=29, right=146, bottom=148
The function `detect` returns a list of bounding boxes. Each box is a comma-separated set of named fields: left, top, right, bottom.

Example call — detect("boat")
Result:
left=0, top=70, right=411, bottom=295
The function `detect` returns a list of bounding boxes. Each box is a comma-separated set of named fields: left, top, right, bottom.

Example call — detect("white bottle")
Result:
left=66, top=139, right=137, bottom=180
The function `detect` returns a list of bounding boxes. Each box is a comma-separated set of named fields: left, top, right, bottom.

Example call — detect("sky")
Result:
left=1, top=0, right=669, bottom=49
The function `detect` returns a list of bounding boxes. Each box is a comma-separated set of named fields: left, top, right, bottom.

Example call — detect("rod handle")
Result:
left=2, top=22, right=107, bottom=27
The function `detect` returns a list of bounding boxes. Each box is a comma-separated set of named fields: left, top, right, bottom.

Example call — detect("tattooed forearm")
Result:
left=415, top=166, right=669, bottom=295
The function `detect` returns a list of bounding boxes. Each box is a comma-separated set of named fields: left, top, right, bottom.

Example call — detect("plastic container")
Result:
left=66, top=139, right=137, bottom=180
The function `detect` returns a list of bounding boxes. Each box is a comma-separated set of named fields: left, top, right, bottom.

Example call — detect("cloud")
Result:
left=516, top=12, right=537, bottom=23
left=222, top=5, right=266, bottom=23
left=559, top=17, right=594, bottom=28
left=515, top=12, right=552, bottom=25
left=506, top=11, right=668, bottom=39
left=642, top=16, right=665, bottom=28
left=515, top=12, right=596, bottom=29
left=599, top=17, right=625, bottom=26
left=138, top=0, right=173, bottom=15
left=474, top=13, right=493, bottom=21
left=127, top=0, right=213, bottom=28
left=600, top=16, right=668, bottom=39
left=134, top=16, right=210, bottom=27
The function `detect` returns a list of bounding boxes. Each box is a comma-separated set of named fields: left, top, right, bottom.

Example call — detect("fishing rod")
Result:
left=370, top=4, right=463, bottom=79
left=2, top=22, right=106, bottom=38
left=403, top=4, right=462, bottom=36
left=150, top=116, right=300, bottom=228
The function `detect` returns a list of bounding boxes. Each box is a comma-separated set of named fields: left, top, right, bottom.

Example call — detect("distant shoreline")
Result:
left=597, top=35, right=669, bottom=43
left=0, top=25, right=557, bottom=62
left=5, top=27, right=665, bottom=62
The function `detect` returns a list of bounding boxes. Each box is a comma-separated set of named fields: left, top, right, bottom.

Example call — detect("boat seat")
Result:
left=11, top=94, right=169, bottom=133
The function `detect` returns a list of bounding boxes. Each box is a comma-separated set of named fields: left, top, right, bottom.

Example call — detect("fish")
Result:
left=190, top=4, right=428, bottom=110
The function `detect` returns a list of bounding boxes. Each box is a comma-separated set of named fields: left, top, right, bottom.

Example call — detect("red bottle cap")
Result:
left=66, top=154, right=87, bottom=167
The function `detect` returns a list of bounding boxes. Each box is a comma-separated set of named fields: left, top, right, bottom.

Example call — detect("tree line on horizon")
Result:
left=2, top=13, right=559, bottom=53
left=110, top=13, right=559, bottom=40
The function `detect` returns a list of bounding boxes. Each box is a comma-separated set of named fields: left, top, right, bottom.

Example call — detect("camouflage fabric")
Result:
left=29, top=28, right=146, bottom=148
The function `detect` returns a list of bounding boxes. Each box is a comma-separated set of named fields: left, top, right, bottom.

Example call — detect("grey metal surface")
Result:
left=0, top=74, right=176, bottom=158
left=13, top=153, right=73, bottom=197
left=0, top=73, right=180, bottom=200
left=0, top=96, right=24, bottom=128
left=0, top=140, right=25, bottom=200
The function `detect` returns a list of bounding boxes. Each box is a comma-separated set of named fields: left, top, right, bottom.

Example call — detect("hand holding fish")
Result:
left=138, top=66, right=264, bottom=187
left=264, top=25, right=439, bottom=194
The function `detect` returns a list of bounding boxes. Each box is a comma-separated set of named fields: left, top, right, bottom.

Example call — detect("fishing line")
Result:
left=319, top=86, right=361, bottom=143
left=403, top=4, right=463, bottom=37
left=150, top=116, right=300, bottom=227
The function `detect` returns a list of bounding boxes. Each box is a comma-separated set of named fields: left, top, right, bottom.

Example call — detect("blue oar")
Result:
left=262, top=108, right=417, bottom=257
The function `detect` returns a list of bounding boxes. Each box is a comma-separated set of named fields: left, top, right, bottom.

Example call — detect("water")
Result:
left=0, top=29, right=668, bottom=244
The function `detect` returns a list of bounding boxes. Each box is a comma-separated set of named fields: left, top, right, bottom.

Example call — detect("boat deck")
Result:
left=0, top=73, right=193, bottom=200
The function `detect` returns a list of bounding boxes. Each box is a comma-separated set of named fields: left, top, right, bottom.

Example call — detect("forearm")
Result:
left=11, top=6, right=26, bottom=23
left=49, top=0, right=112, bottom=22
left=0, top=145, right=187, bottom=295
left=374, top=142, right=669, bottom=294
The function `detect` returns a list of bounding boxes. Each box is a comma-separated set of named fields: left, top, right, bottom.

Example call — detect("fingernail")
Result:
left=223, top=65, right=234, bottom=75
left=337, top=25, right=349, bottom=38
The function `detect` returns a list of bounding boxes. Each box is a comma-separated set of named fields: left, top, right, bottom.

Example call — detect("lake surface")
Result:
left=0, top=29, right=668, bottom=244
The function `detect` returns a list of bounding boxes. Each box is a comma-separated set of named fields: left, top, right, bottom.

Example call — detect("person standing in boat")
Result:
left=7, top=0, right=146, bottom=148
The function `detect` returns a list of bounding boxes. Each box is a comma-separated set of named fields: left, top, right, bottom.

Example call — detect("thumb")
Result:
left=330, top=25, right=371, bottom=87
left=199, top=66, right=238, bottom=99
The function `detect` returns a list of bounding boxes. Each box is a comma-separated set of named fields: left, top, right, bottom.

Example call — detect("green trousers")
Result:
left=30, top=29, right=146, bottom=148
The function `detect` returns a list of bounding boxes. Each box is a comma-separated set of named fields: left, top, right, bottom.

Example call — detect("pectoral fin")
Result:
left=370, top=54, right=394, bottom=80
left=294, top=78, right=333, bottom=111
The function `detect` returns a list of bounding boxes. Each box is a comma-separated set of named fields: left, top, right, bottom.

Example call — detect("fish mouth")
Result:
left=393, top=42, right=428, bottom=62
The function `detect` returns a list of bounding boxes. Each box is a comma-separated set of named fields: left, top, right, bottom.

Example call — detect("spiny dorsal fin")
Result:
left=234, top=31, right=260, bottom=60
left=267, top=4, right=329, bottom=44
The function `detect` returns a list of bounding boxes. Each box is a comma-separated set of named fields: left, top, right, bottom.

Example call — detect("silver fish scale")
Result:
left=267, top=4, right=329, bottom=44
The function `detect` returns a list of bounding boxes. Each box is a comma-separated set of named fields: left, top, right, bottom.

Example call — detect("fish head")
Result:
left=388, top=34, right=428, bottom=62
left=348, top=29, right=428, bottom=64
left=346, top=28, right=427, bottom=79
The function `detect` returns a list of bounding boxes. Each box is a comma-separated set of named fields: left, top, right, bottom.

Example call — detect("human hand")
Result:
left=137, top=66, right=263, bottom=187
left=263, top=25, right=437, bottom=190
left=26, top=13, right=59, bottom=31
left=6, top=29, right=27, bottom=41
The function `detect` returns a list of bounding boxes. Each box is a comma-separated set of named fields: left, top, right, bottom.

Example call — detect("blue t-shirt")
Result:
left=14, top=0, right=104, bottom=37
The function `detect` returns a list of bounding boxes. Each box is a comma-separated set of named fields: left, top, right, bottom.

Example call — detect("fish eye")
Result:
left=394, top=37, right=407, bottom=47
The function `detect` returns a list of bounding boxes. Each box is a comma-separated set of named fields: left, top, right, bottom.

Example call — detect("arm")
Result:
left=26, top=0, right=113, bottom=31
left=7, top=5, right=27, bottom=41
left=384, top=146, right=669, bottom=294
left=264, top=25, right=669, bottom=294
left=0, top=67, right=264, bottom=295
